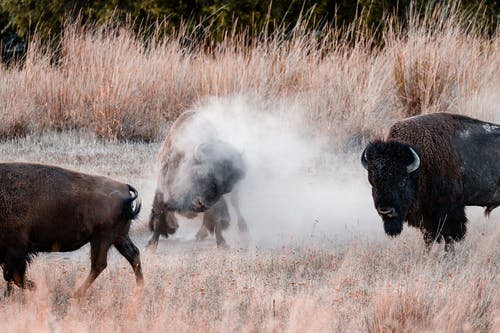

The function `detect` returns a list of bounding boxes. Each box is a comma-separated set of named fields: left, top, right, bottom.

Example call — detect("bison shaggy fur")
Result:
left=147, top=111, right=247, bottom=249
left=362, top=113, right=500, bottom=250
left=0, top=162, right=144, bottom=297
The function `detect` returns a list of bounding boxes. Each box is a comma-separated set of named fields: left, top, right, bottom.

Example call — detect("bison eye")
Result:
left=398, top=179, right=406, bottom=187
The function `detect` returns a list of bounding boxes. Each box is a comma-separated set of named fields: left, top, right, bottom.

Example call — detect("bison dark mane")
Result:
left=362, top=113, right=500, bottom=250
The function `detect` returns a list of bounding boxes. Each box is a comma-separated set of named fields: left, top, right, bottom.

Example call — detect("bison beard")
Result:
left=363, top=141, right=420, bottom=238
left=383, top=219, right=404, bottom=237
left=0, top=163, right=144, bottom=297
left=361, top=113, right=500, bottom=250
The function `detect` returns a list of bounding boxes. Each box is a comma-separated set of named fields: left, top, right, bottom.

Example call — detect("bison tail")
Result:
left=124, top=184, right=142, bottom=220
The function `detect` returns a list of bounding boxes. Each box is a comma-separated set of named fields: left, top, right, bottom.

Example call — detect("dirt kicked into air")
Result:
left=152, top=96, right=384, bottom=249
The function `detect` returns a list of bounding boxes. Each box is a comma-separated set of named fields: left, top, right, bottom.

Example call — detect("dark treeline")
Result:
left=0, top=0, right=499, bottom=51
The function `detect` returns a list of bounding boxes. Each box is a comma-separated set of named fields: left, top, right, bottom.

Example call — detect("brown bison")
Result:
left=147, top=111, right=247, bottom=249
left=0, top=162, right=144, bottom=296
left=361, top=113, right=499, bottom=250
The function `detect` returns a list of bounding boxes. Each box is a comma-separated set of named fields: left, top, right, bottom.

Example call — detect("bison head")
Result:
left=154, top=140, right=245, bottom=216
left=187, top=140, right=246, bottom=212
left=361, top=140, right=420, bottom=237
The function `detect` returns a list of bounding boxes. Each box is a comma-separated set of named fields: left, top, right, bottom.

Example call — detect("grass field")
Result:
left=0, top=130, right=498, bottom=333
left=0, top=4, right=499, bottom=333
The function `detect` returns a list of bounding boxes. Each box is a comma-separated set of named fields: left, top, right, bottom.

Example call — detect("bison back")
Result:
left=0, top=163, right=135, bottom=251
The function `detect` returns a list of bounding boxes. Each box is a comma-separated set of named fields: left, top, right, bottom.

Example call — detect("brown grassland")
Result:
left=0, top=4, right=499, bottom=333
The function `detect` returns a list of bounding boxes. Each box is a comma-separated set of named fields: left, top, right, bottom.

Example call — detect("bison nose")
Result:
left=377, top=206, right=397, bottom=218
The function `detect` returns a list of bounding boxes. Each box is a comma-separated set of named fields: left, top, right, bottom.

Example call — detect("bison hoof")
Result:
left=4, top=282, right=14, bottom=298
left=73, top=287, right=88, bottom=299
left=24, top=280, right=36, bottom=291
left=216, top=240, right=229, bottom=249
left=195, top=229, right=209, bottom=241
left=237, top=220, right=248, bottom=233
left=136, top=275, right=145, bottom=287
left=145, top=239, right=159, bottom=251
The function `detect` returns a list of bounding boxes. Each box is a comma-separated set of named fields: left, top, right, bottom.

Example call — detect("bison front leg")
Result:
left=2, top=250, right=34, bottom=296
left=230, top=190, right=248, bottom=233
left=421, top=208, right=467, bottom=253
left=195, top=224, right=209, bottom=241
left=204, top=199, right=230, bottom=247
left=146, top=212, right=162, bottom=250
left=200, top=214, right=227, bottom=247
left=146, top=230, right=161, bottom=250
left=74, top=238, right=111, bottom=298
left=422, top=230, right=438, bottom=251
left=214, top=222, right=228, bottom=248
left=442, top=207, right=467, bottom=253
left=114, top=236, right=144, bottom=287
left=146, top=211, right=178, bottom=250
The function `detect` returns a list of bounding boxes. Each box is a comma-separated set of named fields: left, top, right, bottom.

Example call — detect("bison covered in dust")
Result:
left=0, top=163, right=144, bottom=296
left=361, top=113, right=499, bottom=250
left=147, top=111, right=247, bottom=249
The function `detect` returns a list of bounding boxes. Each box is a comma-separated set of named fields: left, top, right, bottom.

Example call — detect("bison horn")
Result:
left=361, top=146, right=369, bottom=170
left=406, top=147, right=420, bottom=173
left=194, top=143, right=208, bottom=162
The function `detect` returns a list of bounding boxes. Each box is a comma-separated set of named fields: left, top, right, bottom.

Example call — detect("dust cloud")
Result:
left=168, top=96, right=383, bottom=247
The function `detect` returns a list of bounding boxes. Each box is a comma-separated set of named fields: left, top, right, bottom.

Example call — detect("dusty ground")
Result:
left=0, top=131, right=498, bottom=333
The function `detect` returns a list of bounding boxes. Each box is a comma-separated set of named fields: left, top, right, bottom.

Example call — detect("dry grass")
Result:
left=0, top=216, right=498, bottom=333
left=1, top=224, right=499, bottom=333
left=1, top=5, right=499, bottom=145
left=0, top=132, right=498, bottom=333
left=0, top=3, right=499, bottom=332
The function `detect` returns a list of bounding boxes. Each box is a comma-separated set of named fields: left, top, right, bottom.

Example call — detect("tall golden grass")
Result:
left=0, top=4, right=499, bottom=144
left=0, top=4, right=499, bottom=332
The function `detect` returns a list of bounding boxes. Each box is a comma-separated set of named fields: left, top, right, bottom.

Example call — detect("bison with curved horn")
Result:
left=361, top=113, right=499, bottom=250
left=0, top=163, right=144, bottom=297
left=147, top=111, right=247, bottom=249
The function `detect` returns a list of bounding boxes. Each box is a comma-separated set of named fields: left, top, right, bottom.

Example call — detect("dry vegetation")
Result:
left=0, top=132, right=498, bottom=332
left=0, top=4, right=499, bottom=333
left=4, top=240, right=500, bottom=333
left=1, top=5, right=499, bottom=144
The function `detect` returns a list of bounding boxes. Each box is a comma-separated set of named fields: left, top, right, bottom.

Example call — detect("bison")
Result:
left=0, top=162, right=144, bottom=297
left=361, top=113, right=499, bottom=250
left=146, top=111, right=247, bottom=249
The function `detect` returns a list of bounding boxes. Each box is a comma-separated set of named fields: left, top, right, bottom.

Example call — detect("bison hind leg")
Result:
left=114, top=236, right=144, bottom=287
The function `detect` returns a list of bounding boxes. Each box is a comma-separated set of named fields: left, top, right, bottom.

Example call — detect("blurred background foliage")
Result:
left=1, top=1, right=499, bottom=45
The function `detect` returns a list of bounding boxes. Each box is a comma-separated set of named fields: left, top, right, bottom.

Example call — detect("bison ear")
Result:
left=361, top=146, right=369, bottom=170
left=406, top=147, right=420, bottom=173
